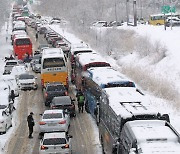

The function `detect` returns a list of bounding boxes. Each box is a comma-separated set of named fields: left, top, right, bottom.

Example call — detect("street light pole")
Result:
left=133, top=0, right=137, bottom=26
left=126, top=0, right=129, bottom=24
left=163, top=0, right=166, bottom=30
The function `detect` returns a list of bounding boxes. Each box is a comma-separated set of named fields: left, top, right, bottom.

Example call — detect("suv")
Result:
left=17, top=73, right=38, bottom=90
left=43, top=82, right=68, bottom=106
left=51, top=96, right=76, bottom=117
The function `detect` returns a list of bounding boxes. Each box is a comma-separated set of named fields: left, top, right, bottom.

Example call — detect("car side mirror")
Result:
left=68, top=135, right=73, bottom=138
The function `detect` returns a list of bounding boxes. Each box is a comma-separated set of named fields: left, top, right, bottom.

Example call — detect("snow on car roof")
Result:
left=103, top=87, right=154, bottom=118
left=87, top=67, right=135, bottom=87
left=44, top=109, right=64, bottom=114
left=44, top=132, right=66, bottom=139
left=76, top=52, right=110, bottom=67
left=53, top=96, right=71, bottom=105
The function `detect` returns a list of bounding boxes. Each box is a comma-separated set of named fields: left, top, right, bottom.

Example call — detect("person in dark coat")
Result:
left=9, top=90, right=16, bottom=111
left=35, top=32, right=38, bottom=41
left=27, top=112, right=35, bottom=138
left=10, top=90, right=15, bottom=103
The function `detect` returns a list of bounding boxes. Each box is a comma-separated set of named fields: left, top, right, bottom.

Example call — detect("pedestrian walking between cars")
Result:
left=27, top=112, right=35, bottom=138
left=76, top=90, right=85, bottom=113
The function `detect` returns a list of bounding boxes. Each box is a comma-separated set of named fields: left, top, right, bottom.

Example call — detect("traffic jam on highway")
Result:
left=0, top=2, right=180, bottom=154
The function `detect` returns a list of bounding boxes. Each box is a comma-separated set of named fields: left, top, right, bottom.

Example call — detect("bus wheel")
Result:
left=156, top=23, right=160, bottom=25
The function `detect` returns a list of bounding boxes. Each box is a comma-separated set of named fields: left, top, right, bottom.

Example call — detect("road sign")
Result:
left=161, top=5, right=176, bottom=14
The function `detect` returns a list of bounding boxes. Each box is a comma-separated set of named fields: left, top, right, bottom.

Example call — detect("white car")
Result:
left=17, top=73, right=38, bottom=90
left=39, top=132, right=72, bottom=154
left=0, top=104, right=12, bottom=134
left=10, top=65, right=27, bottom=81
left=3, top=60, right=19, bottom=74
left=39, top=109, right=70, bottom=135
left=92, top=21, right=108, bottom=27
left=1, top=75, right=19, bottom=97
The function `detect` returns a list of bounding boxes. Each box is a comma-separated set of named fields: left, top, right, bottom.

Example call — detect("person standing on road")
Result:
left=10, top=90, right=15, bottom=103
left=27, top=112, right=35, bottom=138
left=35, top=32, right=38, bottom=41
left=76, top=90, right=85, bottom=113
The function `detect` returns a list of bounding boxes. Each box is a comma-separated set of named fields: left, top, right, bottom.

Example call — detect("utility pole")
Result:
left=163, top=0, right=166, bottom=30
left=126, top=0, right=129, bottom=24
left=115, top=0, right=118, bottom=22
left=133, top=0, right=137, bottom=26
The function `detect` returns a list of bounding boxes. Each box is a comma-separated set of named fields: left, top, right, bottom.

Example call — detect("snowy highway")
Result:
left=2, top=26, right=101, bottom=154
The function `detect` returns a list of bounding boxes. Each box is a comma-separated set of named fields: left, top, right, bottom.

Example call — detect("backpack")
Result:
left=78, top=95, right=85, bottom=104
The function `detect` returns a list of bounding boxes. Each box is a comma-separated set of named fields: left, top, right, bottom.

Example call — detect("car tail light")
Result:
left=66, top=77, right=68, bottom=86
left=41, top=145, right=48, bottom=150
left=65, top=91, right=68, bottom=96
left=59, top=120, right=66, bottom=124
left=45, top=92, right=48, bottom=98
left=41, top=79, right=44, bottom=87
left=39, top=121, right=46, bottom=125
left=51, top=106, right=57, bottom=109
left=62, top=144, right=69, bottom=149
left=70, top=104, right=75, bottom=109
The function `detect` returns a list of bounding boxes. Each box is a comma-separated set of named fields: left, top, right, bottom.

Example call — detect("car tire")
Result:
left=3, top=125, right=8, bottom=134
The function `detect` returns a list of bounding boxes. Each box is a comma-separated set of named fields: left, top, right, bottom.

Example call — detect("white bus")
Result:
left=41, top=48, right=68, bottom=88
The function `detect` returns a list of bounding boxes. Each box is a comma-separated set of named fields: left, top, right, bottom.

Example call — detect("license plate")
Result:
left=48, top=123, right=56, bottom=126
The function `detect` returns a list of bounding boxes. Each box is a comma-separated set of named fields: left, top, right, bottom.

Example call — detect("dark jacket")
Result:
left=27, top=115, right=35, bottom=127
left=10, top=90, right=15, bottom=100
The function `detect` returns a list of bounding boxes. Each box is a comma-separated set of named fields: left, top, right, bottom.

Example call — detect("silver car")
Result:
left=39, top=132, right=72, bottom=154
left=39, top=109, right=70, bottom=135
left=32, top=59, right=41, bottom=73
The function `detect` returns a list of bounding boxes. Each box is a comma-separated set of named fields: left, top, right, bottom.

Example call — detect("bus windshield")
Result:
left=43, top=58, right=65, bottom=69
left=15, top=38, right=31, bottom=46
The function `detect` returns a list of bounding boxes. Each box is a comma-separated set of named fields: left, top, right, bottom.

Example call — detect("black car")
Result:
left=43, top=82, right=68, bottom=106
left=51, top=96, right=76, bottom=117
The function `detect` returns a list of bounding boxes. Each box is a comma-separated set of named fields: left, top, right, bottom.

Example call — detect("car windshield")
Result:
left=43, top=113, right=62, bottom=119
left=0, top=105, right=7, bottom=109
left=43, top=138, right=66, bottom=145
left=19, top=74, right=34, bottom=80
left=6, top=62, right=17, bottom=65
left=47, top=85, right=65, bottom=91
